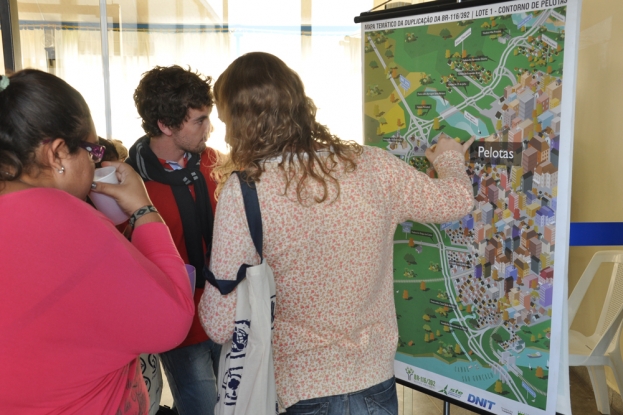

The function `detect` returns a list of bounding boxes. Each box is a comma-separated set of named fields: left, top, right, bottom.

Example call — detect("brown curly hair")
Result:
left=213, top=52, right=362, bottom=203
left=133, top=65, right=213, bottom=137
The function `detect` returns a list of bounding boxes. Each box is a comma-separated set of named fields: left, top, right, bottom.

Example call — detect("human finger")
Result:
left=462, top=136, right=475, bottom=153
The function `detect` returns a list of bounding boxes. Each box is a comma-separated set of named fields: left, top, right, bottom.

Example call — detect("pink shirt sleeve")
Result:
left=126, top=222, right=196, bottom=351
left=377, top=148, right=474, bottom=225
left=0, top=188, right=195, bottom=412
left=56, top=198, right=195, bottom=355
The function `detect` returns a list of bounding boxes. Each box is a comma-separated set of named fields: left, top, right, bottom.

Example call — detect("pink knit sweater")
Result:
left=0, top=188, right=194, bottom=414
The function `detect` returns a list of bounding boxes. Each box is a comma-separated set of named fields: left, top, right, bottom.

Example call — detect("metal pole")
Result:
left=99, top=0, right=112, bottom=139
left=0, top=0, right=22, bottom=72
left=444, top=400, right=451, bottom=415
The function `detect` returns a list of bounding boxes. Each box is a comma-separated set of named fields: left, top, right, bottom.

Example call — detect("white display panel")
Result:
left=360, top=1, right=581, bottom=413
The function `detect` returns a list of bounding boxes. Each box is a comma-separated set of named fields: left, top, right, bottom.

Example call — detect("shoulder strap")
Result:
left=235, top=171, right=264, bottom=260
left=204, top=171, right=263, bottom=295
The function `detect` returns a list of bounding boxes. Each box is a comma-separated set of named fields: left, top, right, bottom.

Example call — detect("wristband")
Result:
left=129, top=205, right=158, bottom=228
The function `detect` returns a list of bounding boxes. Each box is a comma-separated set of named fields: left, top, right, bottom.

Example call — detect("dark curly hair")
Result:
left=213, top=52, right=362, bottom=203
left=95, top=137, right=120, bottom=168
left=0, top=69, right=92, bottom=183
left=133, top=65, right=213, bottom=137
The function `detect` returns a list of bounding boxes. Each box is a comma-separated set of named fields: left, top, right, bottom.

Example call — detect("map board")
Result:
left=358, top=0, right=581, bottom=414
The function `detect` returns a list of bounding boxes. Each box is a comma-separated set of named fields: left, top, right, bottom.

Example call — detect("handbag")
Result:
left=138, top=353, right=163, bottom=415
left=205, top=172, right=278, bottom=415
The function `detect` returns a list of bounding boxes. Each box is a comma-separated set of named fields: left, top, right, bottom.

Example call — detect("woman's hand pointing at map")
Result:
left=425, top=136, right=474, bottom=165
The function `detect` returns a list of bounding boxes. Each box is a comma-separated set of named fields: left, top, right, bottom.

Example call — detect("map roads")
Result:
left=363, top=2, right=569, bottom=413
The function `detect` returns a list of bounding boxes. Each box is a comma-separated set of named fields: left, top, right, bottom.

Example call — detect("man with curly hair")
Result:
left=127, top=65, right=220, bottom=415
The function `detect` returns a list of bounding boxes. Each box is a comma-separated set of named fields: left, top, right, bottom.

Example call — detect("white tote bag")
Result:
left=206, top=172, right=278, bottom=415
left=138, top=353, right=163, bottom=415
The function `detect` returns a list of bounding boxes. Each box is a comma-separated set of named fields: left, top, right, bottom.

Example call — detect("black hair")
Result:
left=0, top=69, right=92, bottom=182
left=133, top=65, right=213, bottom=137
left=95, top=137, right=120, bottom=168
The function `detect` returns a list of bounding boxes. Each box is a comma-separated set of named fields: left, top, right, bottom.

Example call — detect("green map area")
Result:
left=364, top=7, right=567, bottom=411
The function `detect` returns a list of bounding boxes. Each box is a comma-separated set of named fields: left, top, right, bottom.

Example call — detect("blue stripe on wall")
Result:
left=569, top=223, right=623, bottom=246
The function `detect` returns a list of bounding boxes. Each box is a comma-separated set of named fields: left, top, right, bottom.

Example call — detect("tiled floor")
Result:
left=160, top=366, right=623, bottom=414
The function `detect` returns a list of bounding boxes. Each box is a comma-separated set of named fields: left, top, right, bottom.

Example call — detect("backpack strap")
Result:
left=204, top=171, right=263, bottom=295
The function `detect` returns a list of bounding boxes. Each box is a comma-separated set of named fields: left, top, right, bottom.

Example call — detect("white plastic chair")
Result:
left=568, top=250, right=623, bottom=414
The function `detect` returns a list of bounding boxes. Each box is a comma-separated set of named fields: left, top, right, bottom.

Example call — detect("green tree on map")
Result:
left=363, top=5, right=572, bottom=411
left=433, top=117, right=440, bottom=130
left=536, top=367, right=544, bottom=379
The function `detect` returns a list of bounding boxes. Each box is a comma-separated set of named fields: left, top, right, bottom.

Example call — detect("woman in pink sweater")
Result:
left=199, top=52, right=474, bottom=414
left=0, top=70, right=194, bottom=414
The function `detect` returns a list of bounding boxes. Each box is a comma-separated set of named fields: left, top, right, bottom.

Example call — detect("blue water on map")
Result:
left=396, top=348, right=551, bottom=389
left=515, top=348, right=550, bottom=369
left=512, top=12, right=561, bottom=33
left=427, top=89, right=490, bottom=138
left=396, top=353, right=496, bottom=389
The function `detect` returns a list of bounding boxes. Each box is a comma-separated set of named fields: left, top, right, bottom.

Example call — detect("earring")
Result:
left=58, top=166, right=65, bottom=174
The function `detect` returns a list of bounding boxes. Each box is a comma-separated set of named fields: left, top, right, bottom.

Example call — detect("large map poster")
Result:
left=361, top=1, right=579, bottom=414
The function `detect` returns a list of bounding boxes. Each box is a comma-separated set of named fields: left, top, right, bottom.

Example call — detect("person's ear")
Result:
left=41, top=138, right=69, bottom=173
left=157, top=120, right=174, bottom=137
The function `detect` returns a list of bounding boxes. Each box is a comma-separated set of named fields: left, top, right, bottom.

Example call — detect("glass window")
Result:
left=103, top=0, right=231, bottom=151
left=16, top=0, right=374, bottom=152
left=18, top=0, right=107, bottom=138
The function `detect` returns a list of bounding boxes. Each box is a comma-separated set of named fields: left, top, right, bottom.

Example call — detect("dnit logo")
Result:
left=467, top=394, right=496, bottom=410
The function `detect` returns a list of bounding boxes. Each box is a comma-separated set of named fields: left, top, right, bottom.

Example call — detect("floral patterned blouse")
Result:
left=199, top=146, right=473, bottom=408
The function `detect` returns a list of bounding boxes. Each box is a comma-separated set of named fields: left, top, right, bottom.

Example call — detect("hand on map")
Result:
left=425, top=136, right=474, bottom=165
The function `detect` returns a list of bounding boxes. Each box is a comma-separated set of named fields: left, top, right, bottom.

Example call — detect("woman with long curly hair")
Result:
left=199, top=52, right=474, bottom=415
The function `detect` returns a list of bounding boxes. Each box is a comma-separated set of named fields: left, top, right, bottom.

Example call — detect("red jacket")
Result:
left=144, top=147, right=218, bottom=348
